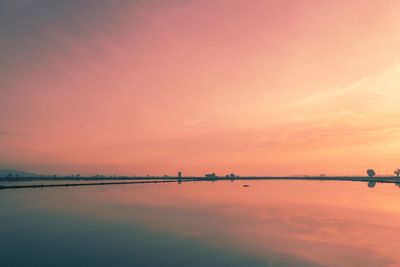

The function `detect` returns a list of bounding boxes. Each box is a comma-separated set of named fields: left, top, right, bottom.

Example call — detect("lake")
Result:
left=1, top=180, right=399, bottom=267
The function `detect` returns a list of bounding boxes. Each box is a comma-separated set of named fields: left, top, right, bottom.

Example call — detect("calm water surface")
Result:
left=1, top=180, right=400, bottom=267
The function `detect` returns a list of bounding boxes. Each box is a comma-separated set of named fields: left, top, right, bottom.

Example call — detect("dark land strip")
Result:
left=1, top=176, right=400, bottom=190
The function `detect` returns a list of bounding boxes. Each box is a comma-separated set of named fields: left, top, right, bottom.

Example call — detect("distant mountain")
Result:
left=0, top=169, right=42, bottom=178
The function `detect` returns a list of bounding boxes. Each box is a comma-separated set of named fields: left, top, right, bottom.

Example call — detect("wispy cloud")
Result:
left=253, top=64, right=400, bottom=149
left=294, top=63, right=400, bottom=111
left=185, top=109, right=221, bottom=126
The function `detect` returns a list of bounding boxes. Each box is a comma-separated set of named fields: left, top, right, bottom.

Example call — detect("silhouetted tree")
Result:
left=395, top=169, right=400, bottom=177
left=205, top=173, right=217, bottom=179
left=367, top=169, right=376, bottom=178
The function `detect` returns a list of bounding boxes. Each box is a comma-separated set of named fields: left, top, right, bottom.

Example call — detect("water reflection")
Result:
left=368, top=181, right=376, bottom=188
left=1, top=180, right=400, bottom=267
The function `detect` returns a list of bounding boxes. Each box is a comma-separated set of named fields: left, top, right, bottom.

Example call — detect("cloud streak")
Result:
left=251, top=64, right=400, bottom=151
left=185, top=110, right=221, bottom=126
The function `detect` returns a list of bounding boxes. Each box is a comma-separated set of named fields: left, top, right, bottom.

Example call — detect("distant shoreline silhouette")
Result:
left=2, top=175, right=400, bottom=191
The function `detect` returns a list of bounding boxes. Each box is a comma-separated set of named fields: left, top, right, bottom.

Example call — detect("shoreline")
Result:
left=1, top=176, right=400, bottom=190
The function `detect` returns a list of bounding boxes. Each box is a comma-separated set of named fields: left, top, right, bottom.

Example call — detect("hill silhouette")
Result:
left=0, top=169, right=42, bottom=178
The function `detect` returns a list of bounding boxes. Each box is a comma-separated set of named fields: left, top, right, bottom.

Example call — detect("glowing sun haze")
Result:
left=1, top=0, right=400, bottom=176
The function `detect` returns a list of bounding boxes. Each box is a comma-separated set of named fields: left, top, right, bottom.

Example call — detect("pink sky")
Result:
left=1, top=0, right=400, bottom=176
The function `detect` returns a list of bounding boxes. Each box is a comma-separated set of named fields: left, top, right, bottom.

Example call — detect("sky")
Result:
left=1, top=0, right=400, bottom=176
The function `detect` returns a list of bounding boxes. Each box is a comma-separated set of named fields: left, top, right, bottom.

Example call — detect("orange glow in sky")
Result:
left=1, top=1, right=400, bottom=176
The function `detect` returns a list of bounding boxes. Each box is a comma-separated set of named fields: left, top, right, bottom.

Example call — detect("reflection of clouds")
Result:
left=254, top=207, right=361, bottom=236
left=176, top=229, right=203, bottom=239
left=238, top=206, right=397, bottom=267
left=57, top=181, right=400, bottom=267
